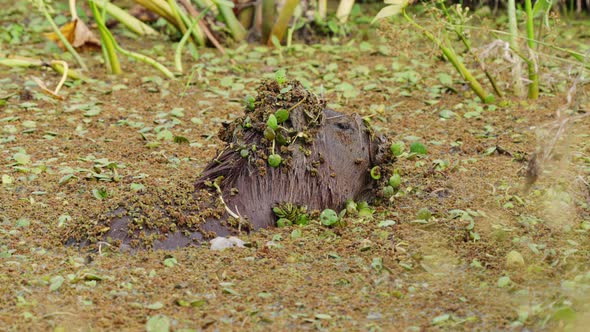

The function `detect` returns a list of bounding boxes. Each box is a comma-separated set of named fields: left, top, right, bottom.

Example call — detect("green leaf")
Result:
left=146, top=315, right=170, bottom=332
left=274, top=109, right=289, bottom=123
left=275, top=69, right=286, bottom=85
left=130, top=183, right=146, bottom=192
left=270, top=35, right=281, bottom=49
left=370, top=166, right=381, bottom=180
left=372, top=1, right=409, bottom=24
left=416, top=208, right=432, bottom=220
left=438, top=73, right=453, bottom=86
left=389, top=173, right=401, bottom=189
left=16, top=218, right=30, bottom=228
left=157, top=130, right=174, bottom=141
left=163, top=257, right=177, bottom=267
left=266, top=114, right=278, bottom=130
left=432, top=313, right=450, bottom=325
left=145, top=302, right=164, bottom=310
left=320, top=209, right=339, bottom=226
left=277, top=218, right=292, bottom=227
left=58, top=174, right=75, bottom=185
left=244, top=95, right=255, bottom=111
left=439, top=109, right=456, bottom=119
left=2, top=174, right=14, bottom=184
left=291, top=229, right=302, bottom=239
left=497, top=276, right=512, bottom=288
left=410, top=142, right=428, bottom=155
left=84, top=108, right=101, bottom=117
left=390, top=142, right=405, bottom=156
left=173, top=136, right=189, bottom=144
left=92, top=188, right=108, bottom=200
left=49, top=275, right=65, bottom=291
left=378, top=219, right=396, bottom=227
left=13, top=152, right=31, bottom=165
left=170, top=108, right=185, bottom=117
left=315, top=313, right=332, bottom=320
left=532, top=0, right=553, bottom=28
left=268, top=154, right=281, bottom=167
left=551, top=306, right=576, bottom=322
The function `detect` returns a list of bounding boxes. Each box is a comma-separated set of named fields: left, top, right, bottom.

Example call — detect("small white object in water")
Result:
left=210, top=236, right=245, bottom=251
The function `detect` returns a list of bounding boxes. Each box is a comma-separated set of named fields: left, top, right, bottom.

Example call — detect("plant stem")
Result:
left=94, top=0, right=158, bottom=35
left=318, top=0, right=327, bottom=20
left=167, top=0, right=191, bottom=40
left=464, top=26, right=590, bottom=70
left=177, top=6, right=206, bottom=46
left=402, top=9, right=492, bottom=103
left=175, top=8, right=209, bottom=72
left=507, top=0, right=524, bottom=96
left=268, top=0, right=300, bottom=45
left=218, top=2, right=246, bottom=41
left=91, top=0, right=174, bottom=78
left=178, top=0, right=227, bottom=57
left=336, top=0, right=355, bottom=24
left=524, top=0, right=539, bottom=99
left=440, top=3, right=502, bottom=98
left=238, top=5, right=254, bottom=29
left=90, top=0, right=121, bottom=74
left=261, top=0, right=275, bottom=42
left=133, top=0, right=176, bottom=23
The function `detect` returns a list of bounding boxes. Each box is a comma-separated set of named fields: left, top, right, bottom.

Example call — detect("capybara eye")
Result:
left=335, top=122, right=352, bottom=131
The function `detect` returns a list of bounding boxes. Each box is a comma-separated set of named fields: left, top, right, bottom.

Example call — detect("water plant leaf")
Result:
left=268, top=154, right=281, bottom=167
left=146, top=315, right=170, bottom=332
left=275, top=69, right=286, bottom=85
left=163, top=257, right=178, bottom=267
left=49, top=275, right=65, bottom=291
left=320, top=209, right=339, bottom=226
left=266, top=114, right=278, bottom=130
left=275, top=109, right=289, bottom=123
left=390, top=142, right=405, bottom=156
left=410, top=142, right=428, bottom=155
left=13, top=152, right=31, bottom=165
left=389, top=173, right=401, bottom=189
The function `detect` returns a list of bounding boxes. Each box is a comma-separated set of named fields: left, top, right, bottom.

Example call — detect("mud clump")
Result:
left=68, top=80, right=391, bottom=250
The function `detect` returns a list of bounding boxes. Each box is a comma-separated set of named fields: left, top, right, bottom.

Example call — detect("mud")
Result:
left=69, top=80, right=390, bottom=250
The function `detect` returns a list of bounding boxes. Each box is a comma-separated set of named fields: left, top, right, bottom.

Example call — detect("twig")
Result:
left=97, top=241, right=112, bottom=255
left=212, top=181, right=241, bottom=220
left=32, top=60, right=69, bottom=100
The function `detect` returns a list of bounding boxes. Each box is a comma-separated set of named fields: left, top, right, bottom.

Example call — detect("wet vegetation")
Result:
left=1, top=0, right=590, bottom=330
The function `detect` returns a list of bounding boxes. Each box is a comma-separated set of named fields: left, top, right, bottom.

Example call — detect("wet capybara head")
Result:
left=195, top=107, right=387, bottom=232
left=69, top=80, right=390, bottom=251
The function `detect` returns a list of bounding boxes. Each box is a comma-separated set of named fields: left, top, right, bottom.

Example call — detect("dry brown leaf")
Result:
left=44, top=18, right=100, bottom=50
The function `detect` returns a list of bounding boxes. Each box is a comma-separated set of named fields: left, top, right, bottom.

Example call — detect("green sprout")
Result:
left=409, top=142, right=427, bottom=155
left=268, top=154, right=281, bottom=167
left=390, top=141, right=405, bottom=156
left=320, top=209, right=339, bottom=226
left=370, top=166, right=381, bottom=180
left=267, top=114, right=278, bottom=130
left=245, top=96, right=255, bottom=111
left=277, top=218, right=292, bottom=227
left=275, top=109, right=289, bottom=123
left=357, top=201, right=374, bottom=217
left=275, top=68, right=287, bottom=85
left=389, top=173, right=401, bottom=189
